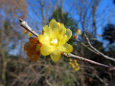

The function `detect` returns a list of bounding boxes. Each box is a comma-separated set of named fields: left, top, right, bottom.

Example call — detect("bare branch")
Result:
left=65, top=53, right=115, bottom=71
left=85, top=34, right=115, bottom=62
left=19, top=18, right=38, bottom=37
left=19, top=18, right=115, bottom=71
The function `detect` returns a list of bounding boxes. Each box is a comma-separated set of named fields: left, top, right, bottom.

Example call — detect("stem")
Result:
left=66, top=53, right=115, bottom=71
left=85, top=34, right=115, bottom=62
left=19, top=18, right=38, bottom=37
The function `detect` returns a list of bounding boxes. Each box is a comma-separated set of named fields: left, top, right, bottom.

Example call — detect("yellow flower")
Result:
left=76, top=29, right=81, bottom=35
left=69, top=59, right=80, bottom=71
left=38, top=19, right=73, bottom=62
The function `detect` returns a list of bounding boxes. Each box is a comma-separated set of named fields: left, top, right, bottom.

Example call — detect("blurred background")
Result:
left=0, top=0, right=115, bottom=86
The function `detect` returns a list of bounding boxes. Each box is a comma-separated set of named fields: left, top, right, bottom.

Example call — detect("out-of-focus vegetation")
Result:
left=0, top=0, right=115, bottom=86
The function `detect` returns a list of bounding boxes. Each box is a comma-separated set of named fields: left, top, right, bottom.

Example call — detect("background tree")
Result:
left=0, top=0, right=27, bottom=85
left=103, top=24, right=115, bottom=44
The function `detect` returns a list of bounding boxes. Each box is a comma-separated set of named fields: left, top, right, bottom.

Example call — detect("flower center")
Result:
left=50, top=38, right=58, bottom=45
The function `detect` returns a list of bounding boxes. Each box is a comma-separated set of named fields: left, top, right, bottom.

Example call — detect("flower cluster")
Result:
left=24, top=19, right=73, bottom=62
left=69, top=59, right=80, bottom=71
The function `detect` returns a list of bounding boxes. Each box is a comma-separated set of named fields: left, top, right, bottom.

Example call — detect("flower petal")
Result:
left=59, top=29, right=72, bottom=45
left=65, top=29, right=72, bottom=40
left=50, top=52, right=61, bottom=62
left=58, top=23, right=66, bottom=35
left=40, top=45, right=53, bottom=56
left=63, top=29, right=72, bottom=43
left=63, top=43, right=73, bottom=53
left=38, top=34, right=50, bottom=45
left=49, top=19, right=66, bottom=37
left=49, top=19, right=58, bottom=30
left=43, top=25, right=52, bottom=34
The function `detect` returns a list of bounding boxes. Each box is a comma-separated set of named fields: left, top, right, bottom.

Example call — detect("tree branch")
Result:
left=64, top=53, right=115, bottom=71
left=19, top=18, right=38, bottom=37
left=19, top=18, right=115, bottom=71
left=84, top=34, right=115, bottom=62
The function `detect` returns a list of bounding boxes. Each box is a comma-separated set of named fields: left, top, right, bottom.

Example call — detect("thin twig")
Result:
left=64, top=53, right=115, bottom=71
left=95, top=75, right=108, bottom=86
left=84, top=34, right=115, bottom=62
left=19, top=18, right=115, bottom=71
left=19, top=18, right=38, bottom=37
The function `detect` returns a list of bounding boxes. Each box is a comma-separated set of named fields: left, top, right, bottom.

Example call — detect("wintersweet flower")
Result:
left=38, top=19, right=73, bottom=62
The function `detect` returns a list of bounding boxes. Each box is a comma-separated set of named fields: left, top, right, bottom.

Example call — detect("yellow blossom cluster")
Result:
left=69, top=59, right=80, bottom=71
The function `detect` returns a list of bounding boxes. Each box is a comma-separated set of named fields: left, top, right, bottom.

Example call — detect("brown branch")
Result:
left=84, top=34, right=115, bottom=62
left=19, top=18, right=115, bottom=71
left=64, top=53, right=115, bottom=71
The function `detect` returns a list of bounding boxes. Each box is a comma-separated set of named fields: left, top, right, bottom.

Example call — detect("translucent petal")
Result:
left=49, top=19, right=57, bottom=30
left=50, top=52, right=61, bottom=62
left=58, top=23, right=66, bottom=35
left=64, top=29, right=72, bottom=42
left=59, top=29, right=72, bottom=45
left=65, top=29, right=72, bottom=40
left=40, top=45, right=53, bottom=56
left=63, top=43, right=73, bottom=53
left=58, top=36, right=66, bottom=45
left=43, top=25, right=52, bottom=34
left=56, top=45, right=65, bottom=53
left=49, top=19, right=66, bottom=36
left=38, top=34, right=50, bottom=45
